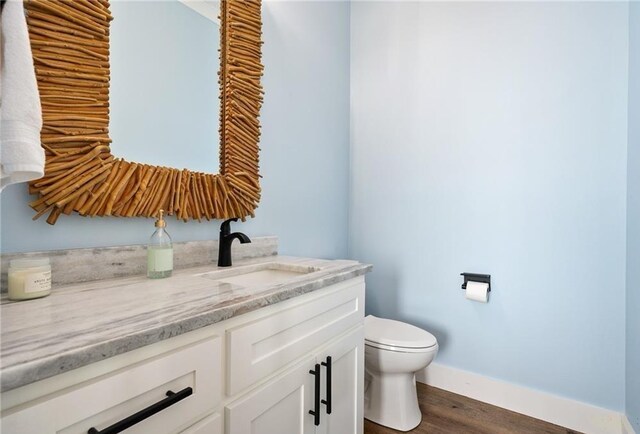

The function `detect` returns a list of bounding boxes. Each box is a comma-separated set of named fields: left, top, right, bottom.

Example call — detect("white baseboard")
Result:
left=623, top=415, right=637, bottom=434
left=416, top=363, right=623, bottom=434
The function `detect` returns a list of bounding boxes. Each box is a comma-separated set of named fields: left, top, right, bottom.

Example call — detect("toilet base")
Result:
left=364, top=371, right=422, bottom=432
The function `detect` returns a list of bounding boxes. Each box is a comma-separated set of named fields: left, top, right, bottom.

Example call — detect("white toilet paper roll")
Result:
left=465, top=281, right=489, bottom=303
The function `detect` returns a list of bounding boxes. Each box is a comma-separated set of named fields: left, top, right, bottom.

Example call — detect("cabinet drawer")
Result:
left=1, top=337, right=222, bottom=434
left=181, top=412, right=222, bottom=434
left=227, top=280, right=364, bottom=395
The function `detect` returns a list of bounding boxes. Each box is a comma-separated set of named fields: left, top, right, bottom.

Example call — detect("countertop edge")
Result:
left=0, top=262, right=372, bottom=393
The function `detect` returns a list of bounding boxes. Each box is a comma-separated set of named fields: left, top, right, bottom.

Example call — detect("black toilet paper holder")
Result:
left=461, top=273, right=491, bottom=292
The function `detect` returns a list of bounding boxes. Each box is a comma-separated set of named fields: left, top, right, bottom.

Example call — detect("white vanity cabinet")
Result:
left=316, top=327, right=364, bottom=434
left=224, top=276, right=365, bottom=434
left=225, top=355, right=317, bottom=434
left=0, top=277, right=365, bottom=434
left=225, top=326, right=363, bottom=434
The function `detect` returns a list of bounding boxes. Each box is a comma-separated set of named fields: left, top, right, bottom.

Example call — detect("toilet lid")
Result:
left=364, top=315, right=437, bottom=349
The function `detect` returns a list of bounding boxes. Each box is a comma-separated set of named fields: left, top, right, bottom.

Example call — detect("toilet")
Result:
left=364, top=315, right=438, bottom=432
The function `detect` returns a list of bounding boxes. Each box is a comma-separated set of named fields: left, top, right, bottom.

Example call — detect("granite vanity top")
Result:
left=0, top=256, right=371, bottom=392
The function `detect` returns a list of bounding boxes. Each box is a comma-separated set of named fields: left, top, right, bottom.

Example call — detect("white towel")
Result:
left=0, top=0, right=44, bottom=190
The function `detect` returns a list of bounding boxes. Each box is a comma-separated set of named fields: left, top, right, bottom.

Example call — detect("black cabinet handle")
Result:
left=87, top=387, right=193, bottom=434
left=308, top=364, right=321, bottom=426
left=321, top=356, right=332, bottom=414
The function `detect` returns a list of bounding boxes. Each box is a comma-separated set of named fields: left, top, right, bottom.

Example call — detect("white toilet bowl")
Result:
left=364, top=315, right=438, bottom=432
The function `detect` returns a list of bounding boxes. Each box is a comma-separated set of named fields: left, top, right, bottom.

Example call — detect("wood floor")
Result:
left=364, top=383, right=581, bottom=434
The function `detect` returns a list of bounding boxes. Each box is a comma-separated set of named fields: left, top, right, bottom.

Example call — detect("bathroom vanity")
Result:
left=0, top=248, right=371, bottom=434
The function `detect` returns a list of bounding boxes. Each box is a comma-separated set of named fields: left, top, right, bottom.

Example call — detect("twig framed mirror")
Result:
left=24, top=0, right=263, bottom=225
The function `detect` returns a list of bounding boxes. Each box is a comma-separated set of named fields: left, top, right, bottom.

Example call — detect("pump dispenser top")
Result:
left=155, top=209, right=166, bottom=228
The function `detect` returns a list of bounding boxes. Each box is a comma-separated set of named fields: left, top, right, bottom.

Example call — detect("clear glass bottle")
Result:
left=147, top=210, right=173, bottom=279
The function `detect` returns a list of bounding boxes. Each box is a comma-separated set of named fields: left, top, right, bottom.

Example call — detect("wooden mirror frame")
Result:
left=24, top=0, right=263, bottom=225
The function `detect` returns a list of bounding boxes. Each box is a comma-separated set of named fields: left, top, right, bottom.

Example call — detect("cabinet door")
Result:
left=225, top=358, right=316, bottom=434
left=317, top=326, right=364, bottom=434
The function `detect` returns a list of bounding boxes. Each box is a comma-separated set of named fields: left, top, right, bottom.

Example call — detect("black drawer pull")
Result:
left=321, top=356, right=332, bottom=414
left=308, top=363, right=321, bottom=426
left=87, top=387, right=193, bottom=434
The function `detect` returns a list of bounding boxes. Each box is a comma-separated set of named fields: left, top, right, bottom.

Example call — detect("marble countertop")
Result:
left=0, top=256, right=371, bottom=392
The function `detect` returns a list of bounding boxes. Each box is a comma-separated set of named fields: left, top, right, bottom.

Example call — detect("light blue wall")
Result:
left=0, top=1, right=351, bottom=260
left=350, top=1, right=629, bottom=410
left=627, top=1, right=640, bottom=429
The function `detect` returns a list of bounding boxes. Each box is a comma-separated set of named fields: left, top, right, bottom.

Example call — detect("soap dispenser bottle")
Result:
left=147, top=210, right=173, bottom=279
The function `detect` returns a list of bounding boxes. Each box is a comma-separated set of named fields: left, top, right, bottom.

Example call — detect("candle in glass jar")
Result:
left=8, top=258, right=52, bottom=301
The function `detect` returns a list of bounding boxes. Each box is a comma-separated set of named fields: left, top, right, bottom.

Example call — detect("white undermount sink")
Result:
left=197, top=262, right=320, bottom=287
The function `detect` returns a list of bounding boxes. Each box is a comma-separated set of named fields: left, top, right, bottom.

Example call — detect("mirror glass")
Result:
left=109, top=0, right=220, bottom=174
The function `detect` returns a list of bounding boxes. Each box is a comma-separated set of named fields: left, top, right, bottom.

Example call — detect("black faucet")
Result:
left=218, top=218, right=251, bottom=267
